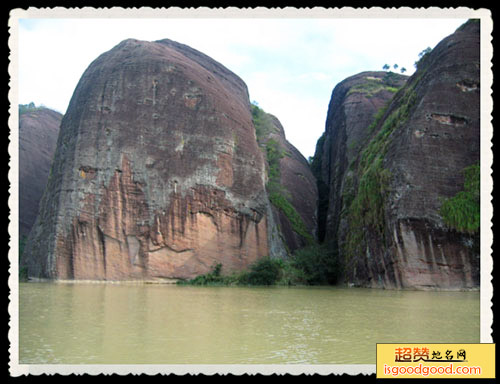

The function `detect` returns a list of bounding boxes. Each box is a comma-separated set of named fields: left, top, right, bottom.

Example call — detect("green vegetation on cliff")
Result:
left=439, top=163, right=480, bottom=233
left=367, top=104, right=389, bottom=133
left=265, top=138, right=284, bottom=192
left=19, top=102, right=44, bottom=115
left=343, top=80, right=418, bottom=263
left=347, top=77, right=400, bottom=98
left=251, top=103, right=313, bottom=244
left=268, top=192, right=314, bottom=243
left=251, top=103, right=277, bottom=139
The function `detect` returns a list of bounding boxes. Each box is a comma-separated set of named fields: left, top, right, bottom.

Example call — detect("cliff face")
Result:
left=18, top=106, right=62, bottom=239
left=24, top=38, right=283, bottom=281
left=317, top=20, right=480, bottom=289
left=252, top=106, right=317, bottom=252
left=312, top=71, right=408, bottom=243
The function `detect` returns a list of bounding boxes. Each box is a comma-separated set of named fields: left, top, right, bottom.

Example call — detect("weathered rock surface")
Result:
left=254, top=108, right=318, bottom=252
left=311, top=71, right=407, bottom=244
left=315, top=20, right=480, bottom=289
left=18, top=106, right=62, bottom=239
left=24, top=38, right=283, bottom=280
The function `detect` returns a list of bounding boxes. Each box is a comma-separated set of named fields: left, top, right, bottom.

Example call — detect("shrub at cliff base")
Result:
left=292, top=243, right=338, bottom=285
left=181, top=258, right=282, bottom=286
left=180, top=243, right=339, bottom=286
left=245, top=257, right=282, bottom=285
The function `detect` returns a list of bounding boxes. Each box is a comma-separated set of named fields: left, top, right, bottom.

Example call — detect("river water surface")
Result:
left=19, top=282, right=479, bottom=364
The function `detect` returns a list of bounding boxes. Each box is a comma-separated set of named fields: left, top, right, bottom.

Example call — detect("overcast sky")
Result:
left=13, top=9, right=474, bottom=158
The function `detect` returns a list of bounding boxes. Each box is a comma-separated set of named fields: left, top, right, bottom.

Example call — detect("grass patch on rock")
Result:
left=347, top=76, right=402, bottom=98
left=439, top=163, right=480, bottom=233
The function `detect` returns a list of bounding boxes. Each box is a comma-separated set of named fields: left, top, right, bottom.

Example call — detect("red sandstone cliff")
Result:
left=23, top=38, right=284, bottom=281
left=313, top=20, right=480, bottom=289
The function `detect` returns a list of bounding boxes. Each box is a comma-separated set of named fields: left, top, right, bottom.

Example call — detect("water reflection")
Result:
left=19, top=283, right=479, bottom=364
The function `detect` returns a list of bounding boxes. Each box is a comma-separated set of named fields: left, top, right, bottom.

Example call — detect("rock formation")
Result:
left=311, top=71, right=408, bottom=244
left=18, top=105, right=62, bottom=239
left=252, top=105, right=317, bottom=252
left=23, top=38, right=288, bottom=281
left=313, top=20, right=480, bottom=289
left=23, top=21, right=480, bottom=289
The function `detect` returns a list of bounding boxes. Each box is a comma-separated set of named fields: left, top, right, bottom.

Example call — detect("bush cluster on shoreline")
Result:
left=178, top=243, right=338, bottom=287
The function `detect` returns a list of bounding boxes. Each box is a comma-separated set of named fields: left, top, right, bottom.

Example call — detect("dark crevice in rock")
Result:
left=97, top=225, right=107, bottom=275
left=457, top=80, right=479, bottom=92
left=430, top=113, right=468, bottom=126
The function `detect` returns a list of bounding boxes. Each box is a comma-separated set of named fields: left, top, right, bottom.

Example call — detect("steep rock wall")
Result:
left=24, top=38, right=281, bottom=281
left=311, top=71, right=407, bottom=244
left=18, top=106, right=62, bottom=239
left=337, top=20, right=480, bottom=289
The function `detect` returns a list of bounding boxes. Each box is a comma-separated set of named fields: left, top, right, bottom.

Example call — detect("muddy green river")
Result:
left=18, top=282, right=479, bottom=364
